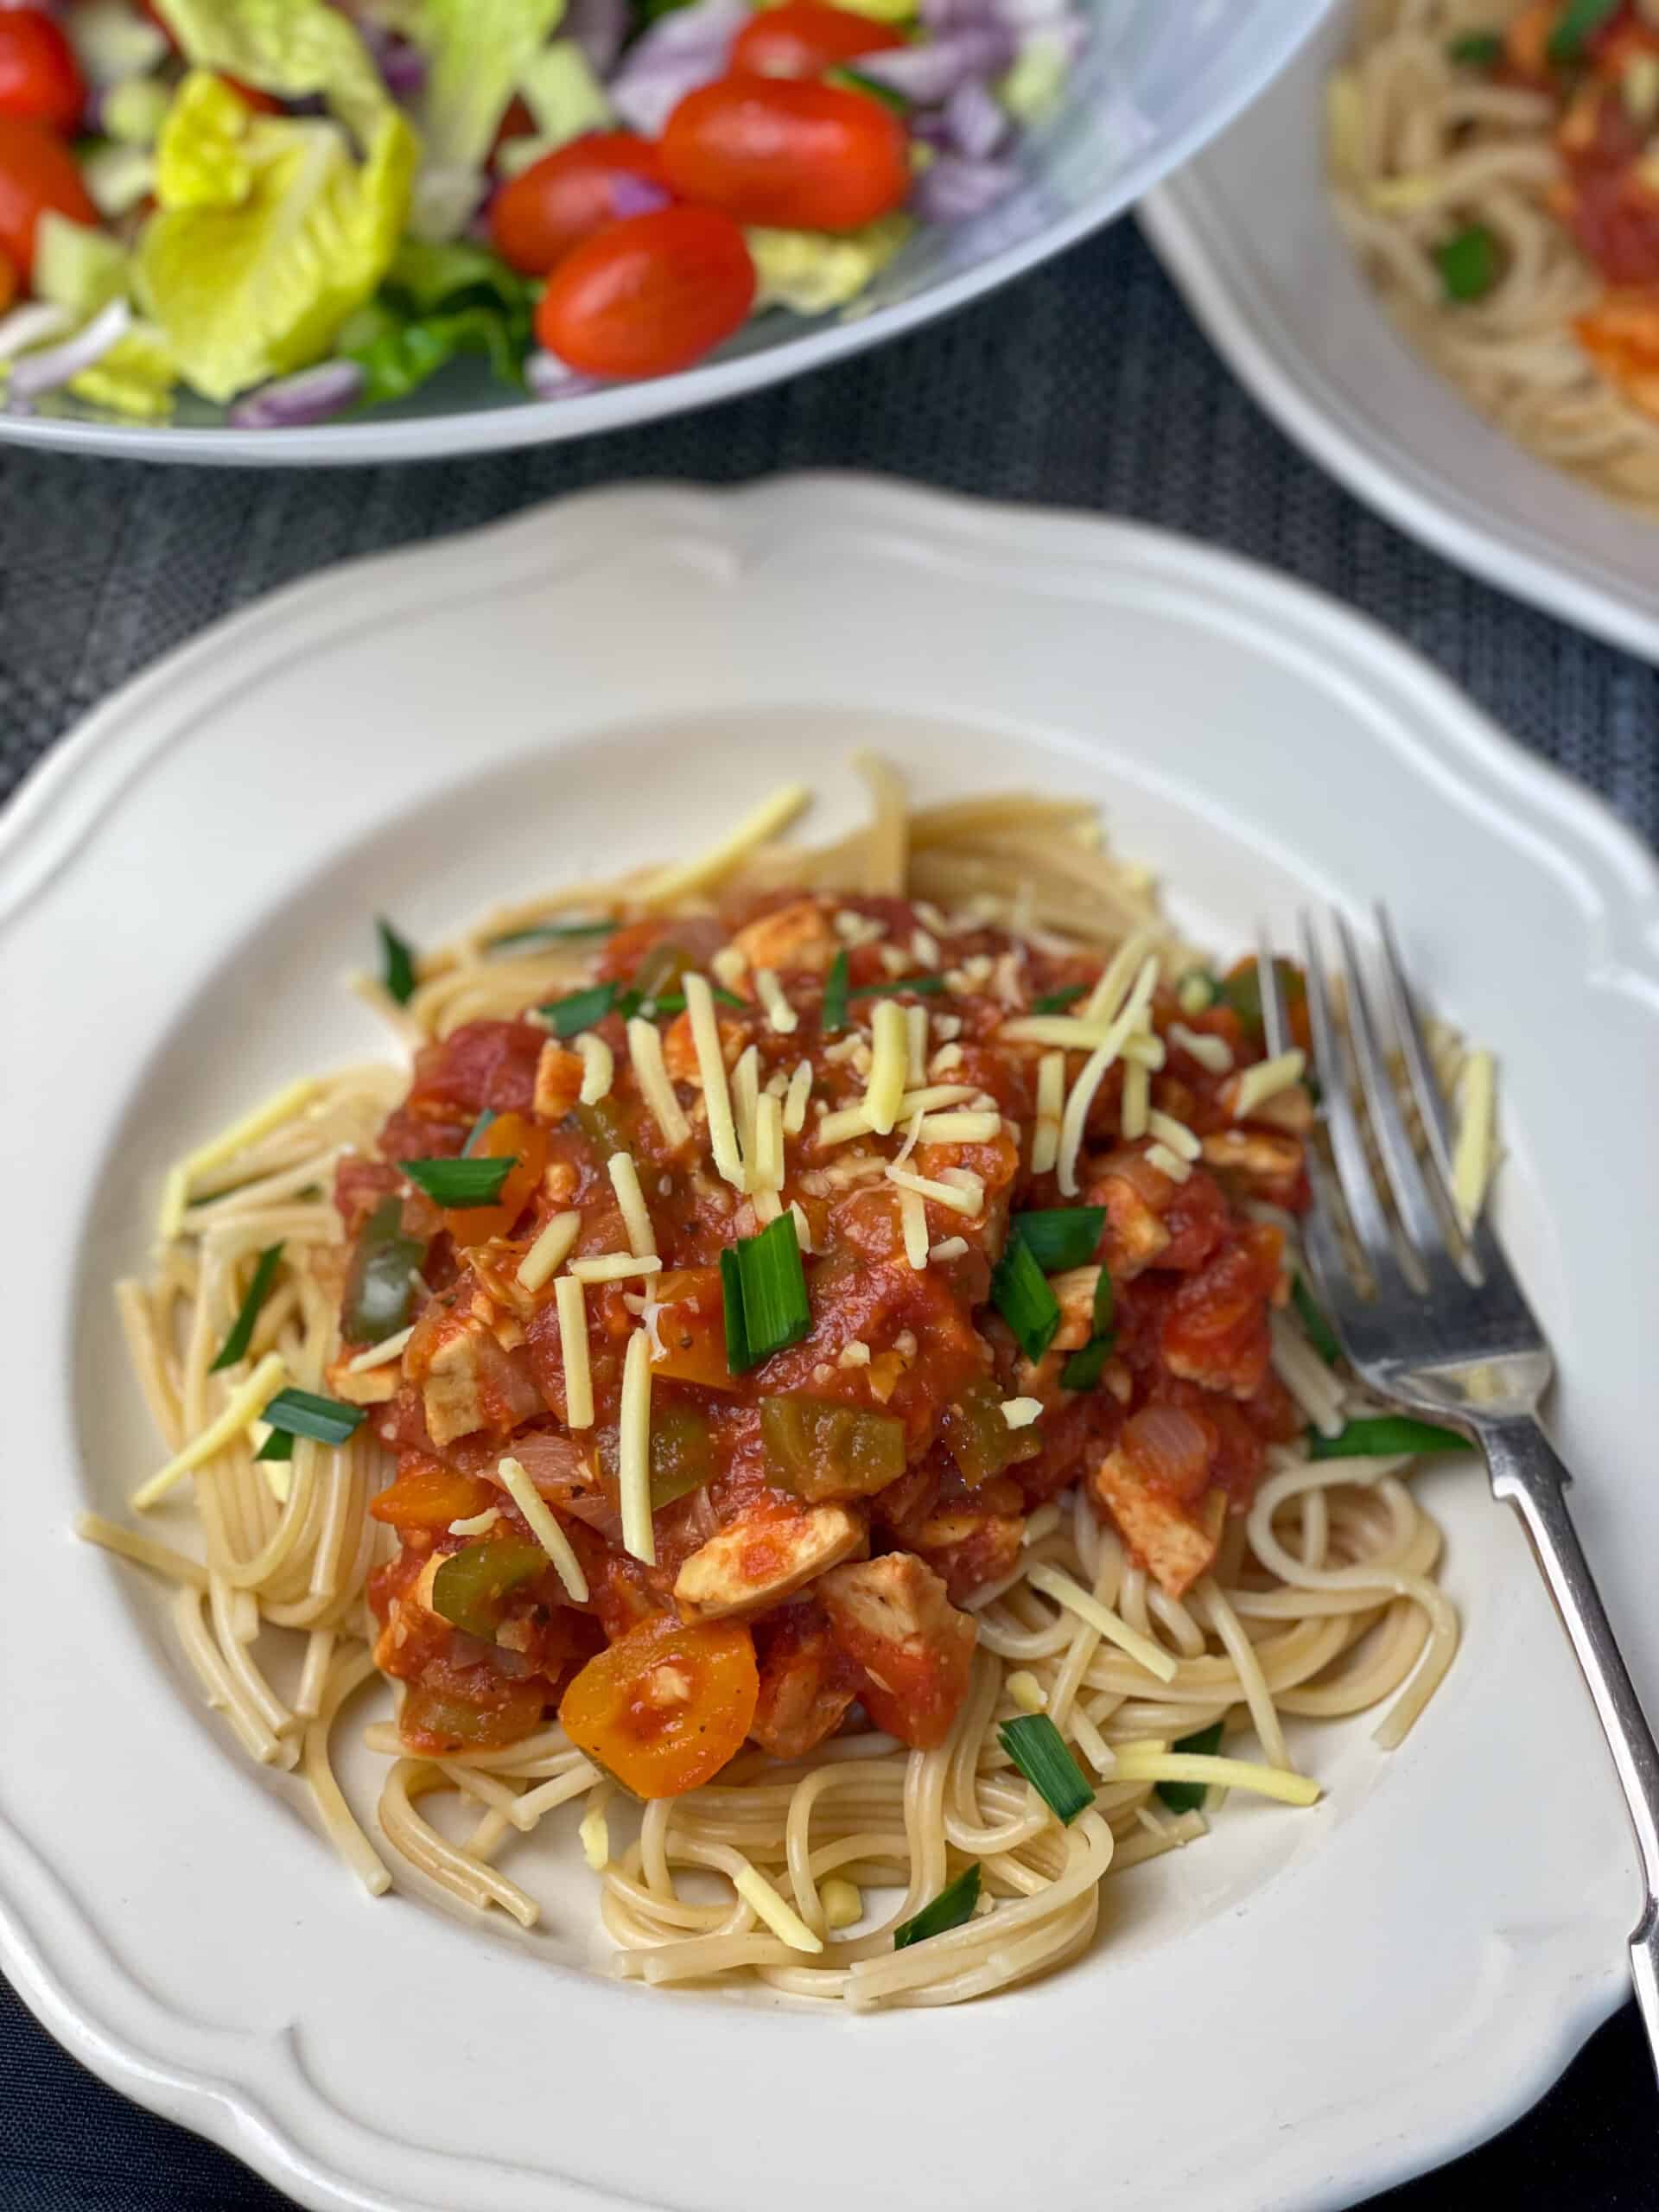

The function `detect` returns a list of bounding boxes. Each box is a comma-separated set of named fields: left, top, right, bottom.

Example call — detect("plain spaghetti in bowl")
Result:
left=83, top=766, right=1493, bottom=2010
left=1330, top=0, right=1659, bottom=513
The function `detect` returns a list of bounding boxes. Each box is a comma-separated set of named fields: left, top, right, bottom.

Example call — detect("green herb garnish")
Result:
left=1447, top=30, right=1503, bottom=66
left=1155, top=1720, right=1224, bottom=1814
left=721, top=1213, right=811, bottom=1373
left=1433, top=222, right=1500, bottom=302
left=400, top=1154, right=517, bottom=1207
left=461, top=1108, right=497, bottom=1156
left=377, top=917, right=417, bottom=1007
left=209, top=1242, right=284, bottom=1373
left=822, top=948, right=850, bottom=1033
left=488, top=918, right=615, bottom=950
left=1308, top=1415, right=1472, bottom=1460
left=258, top=1387, right=365, bottom=1448
left=893, top=1863, right=982, bottom=1949
left=1548, top=0, right=1619, bottom=64
left=1060, top=1337, right=1115, bottom=1393
left=989, top=1235, right=1061, bottom=1364
left=849, top=975, right=947, bottom=999
left=538, top=982, right=619, bottom=1036
left=1293, top=1275, right=1342, bottom=1365
left=999, top=1713, right=1093, bottom=1825
left=1031, top=984, right=1087, bottom=1014
left=1009, top=1206, right=1104, bottom=1274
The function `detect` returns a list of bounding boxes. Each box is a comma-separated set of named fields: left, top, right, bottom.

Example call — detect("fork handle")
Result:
left=1484, top=1419, right=1659, bottom=2068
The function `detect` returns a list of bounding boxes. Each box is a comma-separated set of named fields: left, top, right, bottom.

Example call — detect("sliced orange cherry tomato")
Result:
left=732, top=2, right=907, bottom=79
left=559, top=1613, right=759, bottom=1796
left=491, top=132, right=670, bottom=276
left=647, top=1267, right=738, bottom=1392
left=536, top=204, right=755, bottom=378
left=0, top=113, right=95, bottom=276
left=658, top=75, right=910, bottom=232
left=0, top=10, right=86, bottom=135
left=443, top=1110, right=548, bottom=1247
left=369, top=1464, right=498, bottom=1531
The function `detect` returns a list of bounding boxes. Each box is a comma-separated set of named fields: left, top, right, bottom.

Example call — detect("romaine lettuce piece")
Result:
left=137, top=73, right=417, bottom=402
left=381, top=0, right=567, bottom=172
left=156, top=0, right=392, bottom=145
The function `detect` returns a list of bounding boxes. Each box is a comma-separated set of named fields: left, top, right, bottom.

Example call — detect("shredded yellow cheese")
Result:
left=345, top=1324, right=415, bottom=1373
left=754, top=968, right=798, bottom=1034
left=1120, top=1032, right=1166, bottom=1070
left=783, top=1059, right=813, bottom=1136
left=157, top=1077, right=321, bottom=1238
left=899, top=1187, right=929, bottom=1270
left=1025, top=1560, right=1178, bottom=1683
left=448, top=1506, right=501, bottom=1536
left=576, top=1032, right=614, bottom=1105
left=496, top=1455, right=589, bottom=1603
left=905, top=1003, right=929, bottom=1088
left=997, top=1014, right=1114, bottom=1049
left=1057, top=956, right=1159, bottom=1196
left=1147, top=1109, right=1200, bottom=1161
left=711, top=944, right=749, bottom=991
left=1145, top=1141, right=1192, bottom=1183
left=887, top=1163, right=982, bottom=1216
left=626, top=1017, right=691, bottom=1151
left=607, top=1151, right=658, bottom=1258
left=518, top=1209, right=582, bottom=1293
left=732, top=1043, right=761, bottom=1171
left=133, top=1352, right=289, bottom=1510
left=1032, top=1050, right=1065, bottom=1174
left=1000, top=1396, right=1043, bottom=1428
left=579, top=1789, right=612, bottom=1871
left=915, top=1110, right=1001, bottom=1142
left=753, top=1093, right=785, bottom=1192
left=1230, top=1048, right=1306, bottom=1122
left=1121, top=1058, right=1150, bottom=1140
left=554, top=1274, right=593, bottom=1428
left=821, top=1877, right=863, bottom=1930
left=1452, top=1048, right=1496, bottom=1225
left=929, top=1235, right=969, bottom=1262
left=1169, top=1021, right=1232, bottom=1074
left=570, top=1252, right=664, bottom=1284
left=862, top=999, right=909, bottom=1135
left=1083, top=927, right=1157, bottom=1022
left=1006, top=1669, right=1046, bottom=1713
left=734, top=1862, right=824, bottom=1954
left=685, top=972, right=747, bottom=1191
left=618, top=1328, right=654, bottom=1564
left=1112, top=1743, right=1321, bottom=1808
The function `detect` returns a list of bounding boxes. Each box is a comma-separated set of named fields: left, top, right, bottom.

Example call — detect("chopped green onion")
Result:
left=822, top=948, right=850, bottom=1033
left=401, top=1154, right=517, bottom=1208
left=259, top=1387, right=366, bottom=1447
left=635, top=985, right=746, bottom=1017
left=1433, top=222, right=1500, bottom=302
left=849, top=975, right=947, bottom=998
left=1548, top=0, right=1618, bottom=63
left=538, top=982, right=619, bottom=1037
left=209, top=1243, right=284, bottom=1373
left=377, top=917, right=417, bottom=1006
left=989, top=1235, right=1060, bottom=1363
left=461, top=1108, right=497, bottom=1156
left=721, top=1213, right=811, bottom=1373
left=1446, top=29, right=1503, bottom=65
left=893, top=1863, right=982, bottom=1949
left=254, top=1428, right=294, bottom=1462
left=1093, top=1266, right=1115, bottom=1336
left=1155, top=1720, right=1224, bottom=1813
left=999, top=1713, right=1093, bottom=1825
left=1060, top=1336, right=1114, bottom=1393
left=826, top=63, right=911, bottom=111
left=1308, top=1415, right=1471, bottom=1461
left=1030, top=983, right=1087, bottom=1014
left=487, top=918, right=615, bottom=950
left=1293, top=1275, right=1342, bottom=1365
left=1010, top=1206, right=1103, bottom=1274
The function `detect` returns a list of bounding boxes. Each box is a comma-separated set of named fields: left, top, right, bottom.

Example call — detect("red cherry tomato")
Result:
left=0, top=115, right=95, bottom=276
left=492, top=133, right=670, bottom=276
left=535, top=204, right=755, bottom=378
left=731, top=2, right=907, bottom=79
left=658, top=76, right=911, bottom=232
left=0, top=10, right=86, bottom=134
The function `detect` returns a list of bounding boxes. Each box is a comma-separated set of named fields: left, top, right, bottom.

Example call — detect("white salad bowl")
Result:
left=0, top=0, right=1332, bottom=466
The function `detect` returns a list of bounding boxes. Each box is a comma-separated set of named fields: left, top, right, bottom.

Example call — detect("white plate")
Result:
left=3, top=475, right=1656, bottom=2212
left=1139, top=13, right=1659, bottom=665
left=0, top=0, right=1332, bottom=467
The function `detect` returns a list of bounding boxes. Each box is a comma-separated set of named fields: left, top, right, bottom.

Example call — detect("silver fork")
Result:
left=1268, top=908, right=1659, bottom=2070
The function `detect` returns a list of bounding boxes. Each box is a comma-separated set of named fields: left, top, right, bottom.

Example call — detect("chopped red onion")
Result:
left=607, top=173, right=671, bottom=221
left=565, top=0, right=631, bottom=78
left=227, top=359, right=365, bottom=429
left=364, top=27, right=427, bottom=103
left=940, top=77, right=1010, bottom=159
left=7, top=298, right=130, bottom=404
left=909, top=154, right=1020, bottom=223
left=855, top=28, right=1015, bottom=106
left=526, top=352, right=601, bottom=401
left=609, top=0, right=746, bottom=136
left=0, top=301, right=73, bottom=364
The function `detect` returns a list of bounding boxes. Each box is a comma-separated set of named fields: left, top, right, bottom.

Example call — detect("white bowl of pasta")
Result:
left=2, top=476, right=1655, bottom=2212
left=1141, top=1, right=1659, bottom=662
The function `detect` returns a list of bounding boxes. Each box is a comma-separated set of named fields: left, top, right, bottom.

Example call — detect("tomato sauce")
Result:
left=353, top=892, right=1310, bottom=1777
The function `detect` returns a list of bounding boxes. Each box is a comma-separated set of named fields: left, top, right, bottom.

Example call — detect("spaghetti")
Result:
left=82, top=765, right=1485, bottom=2010
left=1331, top=0, right=1659, bottom=512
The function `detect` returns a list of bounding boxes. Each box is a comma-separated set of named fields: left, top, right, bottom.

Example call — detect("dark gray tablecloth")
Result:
left=2, top=213, right=1655, bottom=2212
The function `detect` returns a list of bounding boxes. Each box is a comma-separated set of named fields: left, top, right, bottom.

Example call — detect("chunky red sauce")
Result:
left=352, top=893, right=1310, bottom=1783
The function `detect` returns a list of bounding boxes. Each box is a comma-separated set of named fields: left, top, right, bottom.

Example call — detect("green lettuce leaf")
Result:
left=381, top=0, right=567, bottom=173
left=339, top=238, right=536, bottom=406
left=156, top=0, right=392, bottom=146
left=137, top=73, right=417, bottom=402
